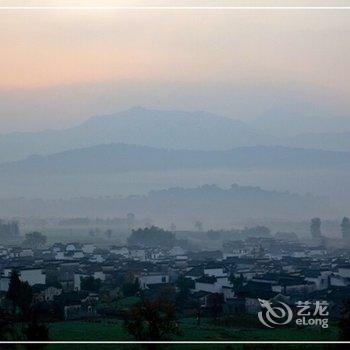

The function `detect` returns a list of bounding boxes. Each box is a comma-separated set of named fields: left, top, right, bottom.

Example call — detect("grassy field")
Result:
left=49, top=317, right=339, bottom=342
left=46, top=346, right=337, bottom=350
left=47, top=319, right=340, bottom=350
left=117, top=296, right=141, bottom=309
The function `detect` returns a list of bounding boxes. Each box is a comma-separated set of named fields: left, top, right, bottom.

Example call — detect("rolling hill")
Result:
left=0, top=107, right=273, bottom=163
left=1, top=143, right=350, bottom=176
left=0, top=184, right=334, bottom=225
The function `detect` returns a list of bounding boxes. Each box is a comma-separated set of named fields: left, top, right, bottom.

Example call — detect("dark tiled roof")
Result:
left=186, top=266, right=204, bottom=277
left=192, top=291, right=212, bottom=298
left=196, top=276, right=217, bottom=284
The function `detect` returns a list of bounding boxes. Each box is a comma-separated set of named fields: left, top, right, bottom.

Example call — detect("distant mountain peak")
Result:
left=84, top=106, right=242, bottom=124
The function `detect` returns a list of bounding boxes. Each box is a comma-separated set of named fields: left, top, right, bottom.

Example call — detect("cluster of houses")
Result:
left=0, top=237, right=350, bottom=320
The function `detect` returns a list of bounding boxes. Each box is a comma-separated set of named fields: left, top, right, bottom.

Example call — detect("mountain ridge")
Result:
left=2, top=106, right=350, bottom=164
left=0, top=107, right=273, bottom=163
left=2, top=143, right=350, bottom=175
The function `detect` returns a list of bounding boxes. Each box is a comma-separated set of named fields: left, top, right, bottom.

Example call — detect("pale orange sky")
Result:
left=0, top=1, right=350, bottom=131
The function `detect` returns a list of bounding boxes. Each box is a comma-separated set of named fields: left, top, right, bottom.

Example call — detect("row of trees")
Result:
left=127, top=226, right=176, bottom=248
left=23, top=231, right=47, bottom=247
left=0, top=270, right=49, bottom=341
left=310, top=217, right=350, bottom=239
left=2, top=270, right=350, bottom=342
left=0, top=219, right=19, bottom=239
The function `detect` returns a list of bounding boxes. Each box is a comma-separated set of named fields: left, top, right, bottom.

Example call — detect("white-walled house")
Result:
left=82, top=244, right=96, bottom=254
left=89, top=254, right=104, bottom=263
left=74, top=273, right=89, bottom=291
left=0, top=276, right=10, bottom=292
left=195, top=276, right=221, bottom=293
left=0, top=267, right=43, bottom=285
left=66, top=244, right=77, bottom=252
left=330, top=273, right=350, bottom=287
left=204, top=267, right=227, bottom=278
left=223, top=248, right=249, bottom=259
left=148, top=251, right=164, bottom=261
left=19, top=249, right=34, bottom=257
left=185, top=266, right=204, bottom=280
left=40, top=286, right=62, bottom=301
left=20, top=268, right=46, bottom=286
left=110, top=246, right=129, bottom=257
left=328, top=265, right=350, bottom=287
left=2, top=268, right=13, bottom=277
left=52, top=246, right=62, bottom=254
left=194, top=274, right=232, bottom=293
left=93, top=271, right=106, bottom=281
left=304, top=270, right=331, bottom=290
left=129, top=248, right=146, bottom=261
left=9, top=248, right=34, bottom=259
left=55, top=252, right=74, bottom=260
left=271, top=280, right=315, bottom=294
left=222, top=286, right=235, bottom=300
left=307, top=248, right=327, bottom=257
left=139, top=273, right=169, bottom=289
left=292, top=251, right=307, bottom=258
left=338, top=265, right=350, bottom=278
left=169, top=246, right=185, bottom=256
left=72, top=251, right=85, bottom=259
left=174, top=255, right=188, bottom=267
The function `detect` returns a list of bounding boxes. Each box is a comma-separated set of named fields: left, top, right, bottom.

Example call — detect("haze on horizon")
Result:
left=1, top=1, right=350, bottom=133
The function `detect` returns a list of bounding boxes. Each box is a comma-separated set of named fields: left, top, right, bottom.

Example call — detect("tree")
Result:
left=122, top=278, right=140, bottom=297
left=3, top=272, right=48, bottom=342
left=80, top=276, right=101, bottom=293
left=194, top=221, right=203, bottom=232
left=0, top=220, right=19, bottom=239
left=0, top=308, right=17, bottom=340
left=17, top=281, right=33, bottom=316
left=6, top=271, right=33, bottom=317
left=310, top=218, right=322, bottom=238
left=158, top=284, right=176, bottom=303
left=207, top=293, right=224, bottom=322
left=241, top=226, right=271, bottom=238
left=126, top=213, right=136, bottom=228
left=23, top=322, right=49, bottom=341
left=341, top=217, right=350, bottom=240
left=176, top=276, right=194, bottom=306
left=105, top=229, right=112, bottom=239
left=275, top=231, right=299, bottom=242
left=229, top=274, right=244, bottom=292
left=127, top=226, right=176, bottom=248
left=194, top=300, right=202, bottom=326
left=207, top=230, right=221, bottom=240
left=339, top=299, right=350, bottom=340
left=23, top=231, right=47, bottom=247
left=124, top=298, right=179, bottom=341
left=6, top=270, right=22, bottom=308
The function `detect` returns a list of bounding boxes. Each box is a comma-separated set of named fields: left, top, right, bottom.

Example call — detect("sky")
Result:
left=0, top=0, right=350, bottom=132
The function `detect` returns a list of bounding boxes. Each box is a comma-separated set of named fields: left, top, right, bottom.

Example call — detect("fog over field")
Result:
left=0, top=107, right=350, bottom=225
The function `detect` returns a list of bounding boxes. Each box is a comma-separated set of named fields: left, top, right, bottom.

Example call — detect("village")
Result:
left=1, top=224, right=350, bottom=326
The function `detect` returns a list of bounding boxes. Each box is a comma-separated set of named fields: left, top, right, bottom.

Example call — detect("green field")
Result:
left=49, top=317, right=339, bottom=342
left=46, top=317, right=341, bottom=350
